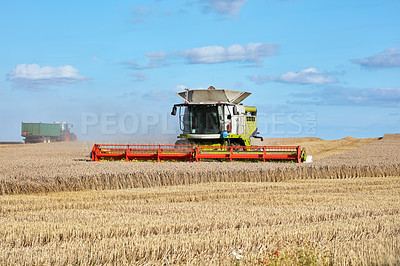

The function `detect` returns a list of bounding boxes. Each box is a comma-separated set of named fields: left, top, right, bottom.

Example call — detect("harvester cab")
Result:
left=171, top=86, right=264, bottom=147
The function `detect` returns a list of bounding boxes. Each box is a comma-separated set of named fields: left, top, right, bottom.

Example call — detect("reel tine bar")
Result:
left=91, top=144, right=302, bottom=163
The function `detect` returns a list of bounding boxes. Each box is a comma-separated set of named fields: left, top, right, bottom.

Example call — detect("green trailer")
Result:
left=21, top=122, right=77, bottom=143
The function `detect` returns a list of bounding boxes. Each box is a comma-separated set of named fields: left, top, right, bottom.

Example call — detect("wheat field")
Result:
left=1, top=134, right=400, bottom=195
left=1, top=178, right=399, bottom=265
left=1, top=135, right=400, bottom=264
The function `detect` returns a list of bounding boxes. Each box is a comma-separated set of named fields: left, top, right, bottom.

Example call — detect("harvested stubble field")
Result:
left=0, top=134, right=400, bottom=264
left=1, top=178, right=400, bottom=265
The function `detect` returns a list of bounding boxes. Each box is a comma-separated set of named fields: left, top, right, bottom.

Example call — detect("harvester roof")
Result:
left=177, top=88, right=251, bottom=104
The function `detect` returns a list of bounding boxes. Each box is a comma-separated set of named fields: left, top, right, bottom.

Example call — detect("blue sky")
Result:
left=1, top=0, right=399, bottom=141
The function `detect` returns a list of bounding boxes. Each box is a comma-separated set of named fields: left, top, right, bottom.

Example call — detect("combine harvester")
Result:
left=91, top=86, right=307, bottom=163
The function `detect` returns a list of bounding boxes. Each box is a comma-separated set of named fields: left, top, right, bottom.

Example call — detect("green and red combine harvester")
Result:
left=91, top=87, right=308, bottom=163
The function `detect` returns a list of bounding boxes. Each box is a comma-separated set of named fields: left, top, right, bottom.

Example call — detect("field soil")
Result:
left=1, top=134, right=400, bottom=264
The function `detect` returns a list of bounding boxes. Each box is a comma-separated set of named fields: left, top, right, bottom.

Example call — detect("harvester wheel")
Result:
left=175, top=139, right=191, bottom=148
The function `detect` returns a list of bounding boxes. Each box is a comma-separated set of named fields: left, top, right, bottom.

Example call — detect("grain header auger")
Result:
left=91, top=86, right=307, bottom=163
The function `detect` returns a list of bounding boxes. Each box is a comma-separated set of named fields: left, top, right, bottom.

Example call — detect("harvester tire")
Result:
left=174, top=139, right=191, bottom=150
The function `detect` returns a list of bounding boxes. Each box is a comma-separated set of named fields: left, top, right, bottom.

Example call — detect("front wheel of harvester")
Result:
left=175, top=139, right=191, bottom=149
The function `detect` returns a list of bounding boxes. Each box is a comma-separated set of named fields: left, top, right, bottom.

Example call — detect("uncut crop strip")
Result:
left=1, top=152, right=400, bottom=196
left=1, top=162, right=400, bottom=195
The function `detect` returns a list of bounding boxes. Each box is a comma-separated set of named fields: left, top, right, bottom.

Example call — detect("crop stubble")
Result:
left=0, top=178, right=399, bottom=264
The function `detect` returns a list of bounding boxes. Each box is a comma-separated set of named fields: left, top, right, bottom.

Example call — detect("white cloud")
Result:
left=352, top=47, right=400, bottom=68
left=291, top=87, right=400, bottom=107
left=147, top=51, right=167, bottom=62
left=8, top=64, right=85, bottom=80
left=91, top=56, right=100, bottom=61
left=273, top=68, right=335, bottom=84
left=123, top=43, right=278, bottom=71
left=249, top=68, right=336, bottom=85
left=359, top=87, right=400, bottom=105
left=124, top=51, right=168, bottom=70
left=248, top=74, right=269, bottom=84
left=7, top=64, right=87, bottom=90
left=180, top=43, right=278, bottom=64
left=200, top=0, right=247, bottom=18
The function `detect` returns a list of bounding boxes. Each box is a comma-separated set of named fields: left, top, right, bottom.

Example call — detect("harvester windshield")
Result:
left=179, top=105, right=220, bottom=134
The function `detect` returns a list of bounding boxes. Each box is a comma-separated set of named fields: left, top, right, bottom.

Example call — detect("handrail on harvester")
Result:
left=194, top=145, right=302, bottom=163
left=91, top=144, right=303, bottom=163
left=91, top=144, right=194, bottom=162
